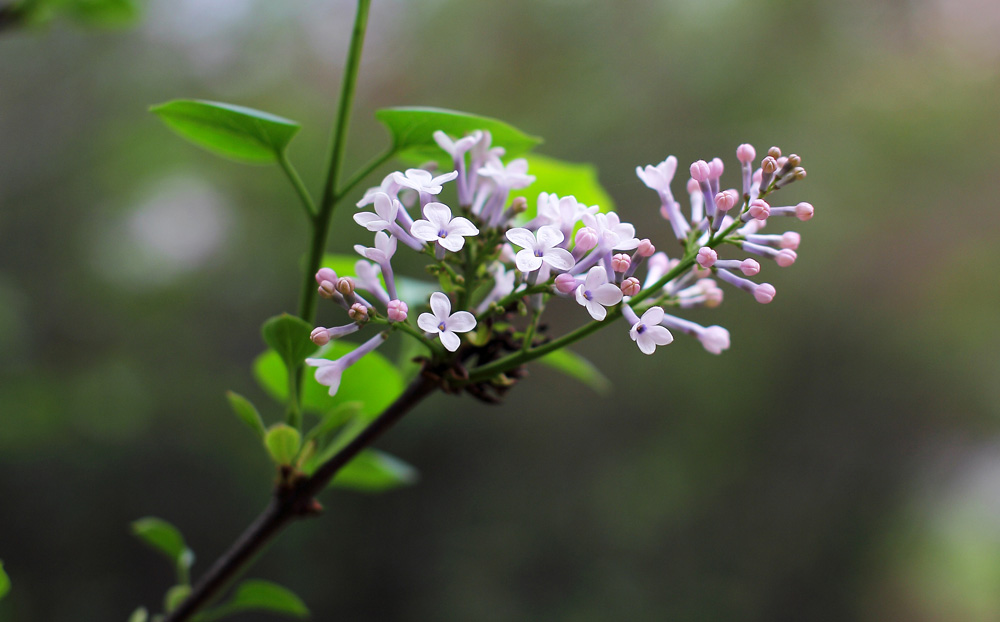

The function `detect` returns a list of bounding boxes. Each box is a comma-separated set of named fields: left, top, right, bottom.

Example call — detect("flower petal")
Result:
left=641, top=306, right=665, bottom=326
left=353, top=212, right=386, bottom=231
left=429, top=291, right=451, bottom=320
left=410, top=219, right=440, bottom=242
left=439, top=233, right=466, bottom=253
left=591, top=283, right=623, bottom=306
left=446, top=311, right=477, bottom=333
left=439, top=330, right=461, bottom=352
left=417, top=311, right=440, bottom=333
left=586, top=300, right=608, bottom=321
left=505, top=227, right=537, bottom=250
left=422, top=202, right=453, bottom=228
left=448, top=217, right=479, bottom=237
left=647, top=325, right=674, bottom=346
left=514, top=249, right=543, bottom=273
left=374, top=192, right=398, bottom=222
left=584, top=265, right=607, bottom=290
left=637, top=334, right=657, bottom=355
left=541, top=248, right=575, bottom=272
left=535, top=225, right=564, bottom=249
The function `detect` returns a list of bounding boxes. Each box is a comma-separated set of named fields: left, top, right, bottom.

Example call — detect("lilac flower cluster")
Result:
left=306, top=131, right=813, bottom=397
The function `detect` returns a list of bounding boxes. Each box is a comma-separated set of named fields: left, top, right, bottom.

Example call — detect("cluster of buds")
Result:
left=304, top=130, right=815, bottom=399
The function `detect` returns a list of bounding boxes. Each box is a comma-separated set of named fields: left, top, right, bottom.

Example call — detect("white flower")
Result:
left=478, top=157, right=535, bottom=190
left=353, top=231, right=397, bottom=264
left=697, top=325, right=730, bottom=354
left=505, top=226, right=575, bottom=273
left=410, top=202, right=480, bottom=252
left=581, top=211, right=640, bottom=251
left=434, top=130, right=479, bottom=161
left=353, top=192, right=400, bottom=232
left=635, top=156, right=678, bottom=196
left=393, top=168, right=458, bottom=196
left=305, top=334, right=387, bottom=396
left=574, top=266, right=623, bottom=321
left=629, top=306, right=673, bottom=355
left=356, top=173, right=402, bottom=208
left=417, top=292, right=477, bottom=352
left=535, top=192, right=599, bottom=231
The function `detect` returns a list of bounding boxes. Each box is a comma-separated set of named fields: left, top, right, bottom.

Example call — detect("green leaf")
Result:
left=57, top=0, right=139, bottom=25
left=0, top=560, right=9, bottom=602
left=150, top=99, right=301, bottom=164
left=225, top=391, right=266, bottom=440
left=511, top=153, right=616, bottom=219
left=202, top=579, right=309, bottom=620
left=261, top=314, right=316, bottom=370
left=304, top=401, right=362, bottom=445
left=264, top=424, right=301, bottom=466
left=127, top=607, right=147, bottom=622
left=164, top=585, right=191, bottom=613
left=538, top=349, right=612, bottom=396
left=254, top=342, right=404, bottom=418
left=331, top=449, right=419, bottom=493
left=131, top=517, right=191, bottom=567
left=376, top=107, right=541, bottom=166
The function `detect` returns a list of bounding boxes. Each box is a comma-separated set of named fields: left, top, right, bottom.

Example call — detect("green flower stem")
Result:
left=299, top=0, right=372, bottom=325
left=277, top=153, right=317, bottom=219
left=334, top=148, right=394, bottom=205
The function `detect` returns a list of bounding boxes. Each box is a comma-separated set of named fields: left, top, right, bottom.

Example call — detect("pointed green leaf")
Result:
left=202, top=579, right=309, bottom=620
left=376, top=107, right=541, bottom=166
left=511, top=153, right=615, bottom=218
left=264, top=424, right=301, bottom=466
left=0, top=560, right=9, bottom=601
left=131, top=518, right=193, bottom=568
left=225, top=391, right=266, bottom=440
left=60, top=0, right=139, bottom=26
left=331, top=449, right=419, bottom=493
left=127, top=607, right=147, bottom=622
left=254, top=342, right=403, bottom=418
left=538, top=349, right=612, bottom=396
left=261, top=314, right=316, bottom=370
left=164, top=585, right=191, bottom=613
left=304, top=401, right=362, bottom=445
left=150, top=100, right=300, bottom=164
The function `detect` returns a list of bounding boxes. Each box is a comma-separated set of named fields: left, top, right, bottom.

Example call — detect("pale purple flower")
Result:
left=306, top=333, right=387, bottom=396
left=393, top=168, right=458, bottom=196
left=636, top=156, right=678, bottom=198
left=581, top=211, right=640, bottom=251
left=505, top=226, right=575, bottom=273
left=417, top=292, right=477, bottom=352
left=628, top=306, right=673, bottom=355
left=353, top=231, right=396, bottom=264
left=574, top=266, right=623, bottom=321
left=410, top=202, right=480, bottom=252
left=531, top=192, right=599, bottom=236
left=478, top=157, right=534, bottom=190
left=357, top=173, right=402, bottom=208
left=354, top=192, right=401, bottom=232
left=434, top=130, right=481, bottom=205
left=353, top=260, right=389, bottom=306
left=657, top=313, right=730, bottom=355
left=475, top=264, right=519, bottom=314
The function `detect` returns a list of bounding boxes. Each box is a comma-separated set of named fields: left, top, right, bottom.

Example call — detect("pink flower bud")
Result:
left=775, top=249, right=797, bottom=268
left=698, top=325, right=731, bottom=354
left=554, top=273, right=579, bottom=294
left=704, top=284, right=723, bottom=308
left=736, top=143, right=756, bottom=163
left=310, top=327, right=331, bottom=346
left=696, top=247, right=717, bottom=268
left=753, top=283, right=776, bottom=304
left=752, top=169, right=762, bottom=183
left=348, top=302, right=370, bottom=322
left=637, top=239, right=655, bottom=257
left=574, top=226, right=598, bottom=252
left=686, top=178, right=701, bottom=194
left=708, top=157, right=724, bottom=179
left=509, top=196, right=528, bottom=214
left=318, top=281, right=336, bottom=299
left=761, top=156, right=778, bottom=174
left=715, top=190, right=739, bottom=212
left=621, top=277, right=641, bottom=297
left=776, top=156, right=788, bottom=170
left=767, top=146, right=781, bottom=159
left=316, top=267, right=337, bottom=284
left=690, top=160, right=711, bottom=182
left=336, top=277, right=355, bottom=296
left=387, top=299, right=408, bottom=322
left=740, top=258, right=761, bottom=276
left=611, top=253, right=631, bottom=273
left=749, top=199, right=770, bottom=221
left=795, top=202, right=814, bottom=221
left=780, top=232, right=801, bottom=250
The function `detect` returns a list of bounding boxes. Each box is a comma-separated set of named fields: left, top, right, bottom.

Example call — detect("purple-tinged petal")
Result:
left=541, top=248, right=575, bottom=272
left=439, top=330, right=461, bottom=352
left=446, top=311, right=476, bottom=333
left=586, top=300, right=608, bottom=321
left=505, top=227, right=537, bottom=250
left=422, top=202, right=453, bottom=228
left=417, top=312, right=440, bottom=333
left=438, top=233, right=467, bottom=253
left=409, top=219, right=440, bottom=242
left=536, top=225, right=564, bottom=249
left=591, top=283, right=623, bottom=306
left=448, top=217, right=479, bottom=237
left=429, top=291, right=452, bottom=320
left=515, top=249, right=543, bottom=273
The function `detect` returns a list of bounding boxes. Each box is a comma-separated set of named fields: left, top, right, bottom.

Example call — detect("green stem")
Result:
left=335, top=149, right=394, bottom=204
left=277, top=153, right=317, bottom=219
left=298, top=0, right=372, bottom=324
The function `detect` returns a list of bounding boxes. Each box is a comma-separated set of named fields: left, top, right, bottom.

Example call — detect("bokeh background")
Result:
left=2, top=0, right=1000, bottom=619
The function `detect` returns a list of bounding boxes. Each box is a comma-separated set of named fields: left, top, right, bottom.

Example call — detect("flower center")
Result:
left=437, top=321, right=447, bottom=332
left=636, top=323, right=647, bottom=334
left=583, top=290, right=593, bottom=301
left=534, top=249, right=544, bottom=257
left=438, top=229, right=448, bottom=238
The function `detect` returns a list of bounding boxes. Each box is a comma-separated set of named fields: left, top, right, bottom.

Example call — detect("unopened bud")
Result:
left=795, top=202, right=814, bottom=221
left=336, top=277, right=355, bottom=296
left=761, top=156, right=778, bottom=174
left=611, top=253, right=631, bottom=273
left=315, top=267, right=337, bottom=285
left=348, top=303, right=369, bottom=322
left=310, top=327, right=331, bottom=346
left=753, top=283, right=776, bottom=304
left=687, top=178, right=701, bottom=194
left=736, top=143, right=756, bottom=163
left=715, top=190, right=739, bottom=212
left=509, top=196, right=528, bottom=214
left=318, top=281, right=336, bottom=299
left=637, top=238, right=656, bottom=257
left=574, top=226, right=598, bottom=252
left=554, top=273, right=579, bottom=294
left=689, top=160, right=711, bottom=182
left=708, top=157, right=724, bottom=179
left=621, top=277, right=641, bottom=297
left=387, top=299, right=408, bottom=322
left=767, top=146, right=782, bottom=159
left=780, top=232, right=801, bottom=250
left=775, top=249, right=797, bottom=268
left=749, top=199, right=770, bottom=221
left=740, top=258, right=761, bottom=276
left=697, top=247, right=718, bottom=269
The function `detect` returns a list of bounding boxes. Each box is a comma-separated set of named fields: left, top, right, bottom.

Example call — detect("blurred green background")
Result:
left=2, top=0, right=1000, bottom=619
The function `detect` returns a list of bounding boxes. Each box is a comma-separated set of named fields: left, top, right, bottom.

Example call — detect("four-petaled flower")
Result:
left=417, top=292, right=477, bottom=352
left=505, top=226, right=575, bottom=273
left=353, top=192, right=400, bottom=232
left=410, top=202, right=480, bottom=252
left=628, top=306, right=674, bottom=355
left=393, top=168, right=458, bottom=196
left=354, top=231, right=397, bottom=263
left=574, top=266, right=623, bottom=321
left=581, top=211, right=640, bottom=251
